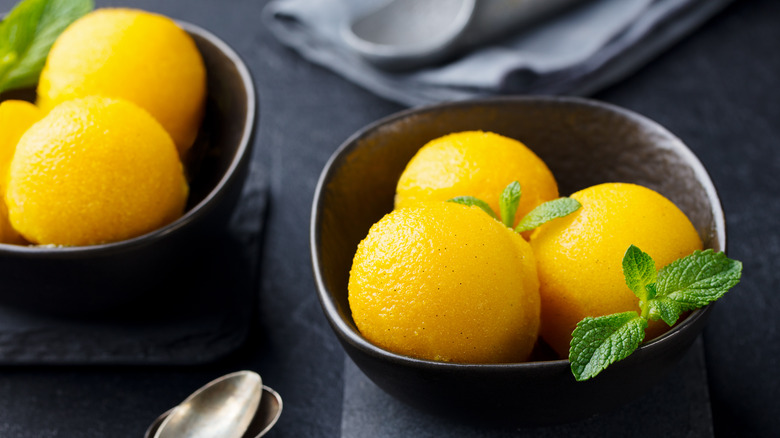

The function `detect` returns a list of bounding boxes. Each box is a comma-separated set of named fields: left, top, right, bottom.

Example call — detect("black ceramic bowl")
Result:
left=311, top=96, right=725, bottom=425
left=0, top=22, right=256, bottom=315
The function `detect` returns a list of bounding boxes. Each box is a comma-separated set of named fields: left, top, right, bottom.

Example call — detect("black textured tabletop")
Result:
left=0, top=0, right=776, bottom=437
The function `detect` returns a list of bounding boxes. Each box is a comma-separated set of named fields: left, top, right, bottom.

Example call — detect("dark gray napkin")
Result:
left=264, top=0, right=732, bottom=106
left=342, top=337, right=714, bottom=437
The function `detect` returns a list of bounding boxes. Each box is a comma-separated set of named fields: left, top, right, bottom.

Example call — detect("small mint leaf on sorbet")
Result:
left=514, top=197, right=581, bottom=233
left=499, top=181, right=522, bottom=228
left=448, top=196, right=498, bottom=220
left=449, top=182, right=580, bottom=233
left=570, top=312, right=647, bottom=381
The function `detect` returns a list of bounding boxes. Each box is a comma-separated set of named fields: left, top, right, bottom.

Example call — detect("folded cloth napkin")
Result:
left=264, top=0, right=732, bottom=107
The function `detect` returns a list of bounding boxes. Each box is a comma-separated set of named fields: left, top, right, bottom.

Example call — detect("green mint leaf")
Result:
left=570, top=311, right=647, bottom=381
left=647, top=297, right=684, bottom=326
left=447, top=196, right=498, bottom=220
left=654, top=249, right=742, bottom=311
left=622, top=244, right=657, bottom=302
left=0, top=0, right=94, bottom=93
left=498, top=181, right=521, bottom=228
left=514, top=197, right=581, bottom=233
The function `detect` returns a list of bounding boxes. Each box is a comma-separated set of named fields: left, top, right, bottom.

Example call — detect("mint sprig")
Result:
left=570, top=245, right=742, bottom=381
left=448, top=181, right=581, bottom=233
left=0, top=0, right=93, bottom=94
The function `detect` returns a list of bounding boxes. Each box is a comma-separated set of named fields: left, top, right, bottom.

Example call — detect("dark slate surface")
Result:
left=0, top=0, right=776, bottom=437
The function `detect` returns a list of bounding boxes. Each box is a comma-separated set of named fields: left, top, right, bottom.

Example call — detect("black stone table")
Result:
left=0, top=0, right=776, bottom=437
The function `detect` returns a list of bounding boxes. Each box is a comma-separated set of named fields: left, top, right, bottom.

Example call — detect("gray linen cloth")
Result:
left=264, top=0, right=733, bottom=107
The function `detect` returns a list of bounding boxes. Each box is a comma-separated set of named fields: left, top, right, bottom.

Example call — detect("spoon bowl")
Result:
left=153, top=371, right=262, bottom=438
left=145, top=385, right=283, bottom=438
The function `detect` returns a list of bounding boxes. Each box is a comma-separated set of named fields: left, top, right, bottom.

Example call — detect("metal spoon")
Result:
left=152, top=371, right=263, bottom=438
left=343, top=0, right=587, bottom=70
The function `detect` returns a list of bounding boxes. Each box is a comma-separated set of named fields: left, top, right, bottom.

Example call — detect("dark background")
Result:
left=0, top=0, right=777, bottom=436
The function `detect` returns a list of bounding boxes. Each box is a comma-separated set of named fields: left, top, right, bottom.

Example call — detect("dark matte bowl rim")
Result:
left=310, top=95, right=726, bottom=372
left=0, top=20, right=256, bottom=257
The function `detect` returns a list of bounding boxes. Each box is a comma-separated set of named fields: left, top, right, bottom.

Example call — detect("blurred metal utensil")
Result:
left=343, top=0, right=586, bottom=70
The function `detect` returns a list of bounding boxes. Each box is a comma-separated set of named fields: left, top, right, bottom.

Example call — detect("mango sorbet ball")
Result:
left=395, top=131, right=558, bottom=229
left=37, top=8, right=206, bottom=155
left=6, top=96, right=189, bottom=246
left=530, top=183, right=703, bottom=358
left=0, top=100, right=42, bottom=244
left=349, top=201, right=540, bottom=364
